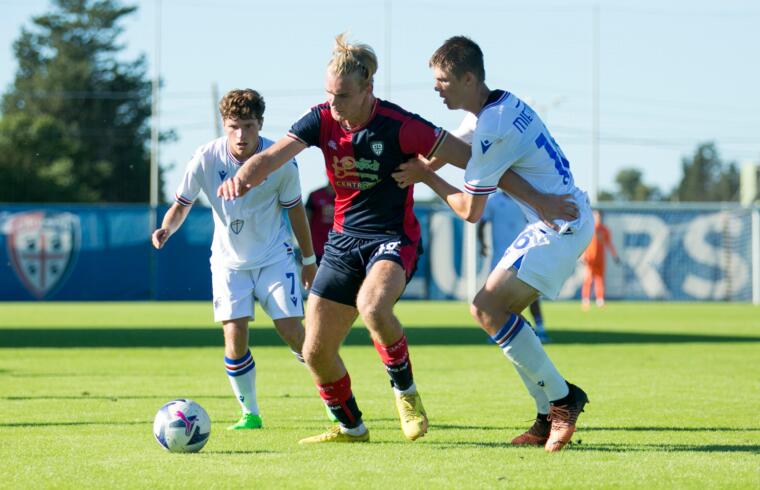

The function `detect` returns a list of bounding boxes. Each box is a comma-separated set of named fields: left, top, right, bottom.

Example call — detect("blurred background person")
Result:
left=305, top=183, right=335, bottom=265
left=581, top=209, right=621, bottom=310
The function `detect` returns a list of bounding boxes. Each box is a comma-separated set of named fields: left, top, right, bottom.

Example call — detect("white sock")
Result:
left=515, top=365, right=550, bottom=414
left=491, top=315, right=569, bottom=402
left=393, top=381, right=417, bottom=397
left=340, top=422, right=367, bottom=436
left=224, top=350, right=259, bottom=415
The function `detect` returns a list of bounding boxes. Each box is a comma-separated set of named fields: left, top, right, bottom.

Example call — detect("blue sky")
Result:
left=1, top=0, right=758, bottom=202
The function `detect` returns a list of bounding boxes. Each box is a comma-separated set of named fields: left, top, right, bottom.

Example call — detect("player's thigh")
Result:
left=477, top=265, right=540, bottom=315
left=356, top=259, right=406, bottom=316
left=211, top=266, right=255, bottom=323
left=253, top=257, right=304, bottom=322
left=303, top=293, right=358, bottom=359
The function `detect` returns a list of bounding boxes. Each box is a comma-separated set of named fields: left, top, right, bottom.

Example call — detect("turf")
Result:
left=1, top=301, right=759, bottom=489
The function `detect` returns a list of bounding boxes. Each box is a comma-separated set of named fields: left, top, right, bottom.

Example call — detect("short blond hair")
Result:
left=219, top=89, right=265, bottom=122
left=327, top=33, right=377, bottom=87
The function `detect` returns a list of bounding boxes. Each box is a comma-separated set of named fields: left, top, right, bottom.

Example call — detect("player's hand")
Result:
left=392, top=158, right=430, bottom=188
left=216, top=176, right=251, bottom=200
left=535, top=194, right=579, bottom=231
left=300, top=263, right=317, bottom=289
left=151, top=228, right=170, bottom=249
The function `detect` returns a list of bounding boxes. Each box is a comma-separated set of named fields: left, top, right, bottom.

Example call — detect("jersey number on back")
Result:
left=535, top=133, right=570, bottom=184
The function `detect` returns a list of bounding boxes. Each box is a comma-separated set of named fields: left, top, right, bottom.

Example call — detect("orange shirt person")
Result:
left=581, top=210, right=620, bottom=310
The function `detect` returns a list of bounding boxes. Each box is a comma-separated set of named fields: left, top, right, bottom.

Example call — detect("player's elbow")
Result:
left=463, top=207, right=483, bottom=223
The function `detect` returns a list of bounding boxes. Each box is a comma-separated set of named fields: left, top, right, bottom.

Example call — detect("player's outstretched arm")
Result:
left=152, top=203, right=191, bottom=249
left=218, top=136, right=307, bottom=200
left=393, top=158, right=486, bottom=223
left=498, top=171, right=579, bottom=231
left=286, top=201, right=318, bottom=289
left=395, top=132, right=472, bottom=172
left=425, top=133, right=471, bottom=170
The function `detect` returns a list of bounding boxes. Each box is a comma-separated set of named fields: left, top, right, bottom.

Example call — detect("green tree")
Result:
left=596, top=167, right=662, bottom=202
left=672, top=142, right=739, bottom=202
left=0, top=0, right=164, bottom=203
left=615, top=167, right=662, bottom=201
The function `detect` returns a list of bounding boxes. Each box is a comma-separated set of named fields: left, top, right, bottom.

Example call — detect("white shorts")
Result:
left=496, top=217, right=594, bottom=300
left=211, top=257, right=304, bottom=323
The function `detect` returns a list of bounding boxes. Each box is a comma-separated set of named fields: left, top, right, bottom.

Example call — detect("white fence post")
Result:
left=752, top=207, right=760, bottom=305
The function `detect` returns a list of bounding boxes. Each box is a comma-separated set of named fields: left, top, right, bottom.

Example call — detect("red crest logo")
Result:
left=4, top=211, right=81, bottom=299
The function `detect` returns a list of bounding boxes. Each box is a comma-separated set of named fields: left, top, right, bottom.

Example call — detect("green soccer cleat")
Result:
left=324, top=403, right=340, bottom=423
left=298, top=425, right=369, bottom=444
left=227, top=412, right=263, bottom=430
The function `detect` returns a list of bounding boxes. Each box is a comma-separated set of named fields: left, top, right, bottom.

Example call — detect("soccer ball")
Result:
left=153, top=399, right=211, bottom=453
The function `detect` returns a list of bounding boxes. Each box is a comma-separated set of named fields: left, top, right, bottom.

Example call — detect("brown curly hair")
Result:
left=219, top=89, right=265, bottom=122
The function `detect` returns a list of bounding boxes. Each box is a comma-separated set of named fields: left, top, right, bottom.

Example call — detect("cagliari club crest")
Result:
left=230, top=219, right=244, bottom=235
left=3, top=211, right=81, bottom=299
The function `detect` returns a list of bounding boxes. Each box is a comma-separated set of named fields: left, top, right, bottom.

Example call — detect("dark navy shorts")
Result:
left=310, top=230, right=422, bottom=307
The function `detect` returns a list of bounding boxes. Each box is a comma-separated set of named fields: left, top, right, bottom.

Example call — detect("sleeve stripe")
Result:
left=425, top=129, right=448, bottom=159
left=175, top=194, right=194, bottom=206
left=286, top=132, right=308, bottom=146
left=279, top=195, right=302, bottom=209
left=464, top=183, right=497, bottom=196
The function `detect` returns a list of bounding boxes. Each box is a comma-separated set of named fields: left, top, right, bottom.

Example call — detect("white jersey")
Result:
left=460, top=90, right=590, bottom=231
left=480, top=192, right=526, bottom=269
left=175, top=136, right=302, bottom=270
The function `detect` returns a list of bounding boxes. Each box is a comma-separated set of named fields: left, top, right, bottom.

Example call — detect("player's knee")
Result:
left=301, top=342, right=325, bottom=369
left=356, top=295, right=391, bottom=327
left=470, top=292, right=495, bottom=326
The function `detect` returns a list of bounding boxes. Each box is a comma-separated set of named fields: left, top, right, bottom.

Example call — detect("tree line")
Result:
left=599, top=142, right=741, bottom=202
left=0, top=0, right=747, bottom=204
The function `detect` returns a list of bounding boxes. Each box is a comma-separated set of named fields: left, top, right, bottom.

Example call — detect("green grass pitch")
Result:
left=1, top=301, right=759, bottom=489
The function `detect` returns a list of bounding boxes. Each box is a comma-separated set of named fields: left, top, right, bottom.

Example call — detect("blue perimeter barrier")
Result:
left=0, top=203, right=756, bottom=302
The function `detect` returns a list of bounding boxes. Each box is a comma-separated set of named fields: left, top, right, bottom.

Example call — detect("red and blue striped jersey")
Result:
left=288, top=99, right=446, bottom=240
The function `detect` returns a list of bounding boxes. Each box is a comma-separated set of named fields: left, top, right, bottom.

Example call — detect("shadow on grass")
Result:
left=423, top=440, right=760, bottom=453
left=583, top=426, right=760, bottom=433
left=203, top=450, right=278, bottom=455
left=3, top=327, right=760, bottom=348
left=1, top=420, right=148, bottom=427
left=567, top=443, right=760, bottom=454
left=429, top=424, right=760, bottom=434
left=2, top=395, right=232, bottom=400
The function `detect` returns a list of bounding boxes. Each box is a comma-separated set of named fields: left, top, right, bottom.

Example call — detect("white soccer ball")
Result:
left=153, top=399, right=211, bottom=453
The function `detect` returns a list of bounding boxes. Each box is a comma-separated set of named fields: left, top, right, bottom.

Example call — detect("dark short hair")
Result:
left=429, top=36, right=485, bottom=82
left=219, top=89, right=265, bottom=122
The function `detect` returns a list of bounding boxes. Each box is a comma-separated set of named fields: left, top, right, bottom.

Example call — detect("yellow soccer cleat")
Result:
left=395, top=391, right=428, bottom=441
left=298, top=426, right=370, bottom=444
